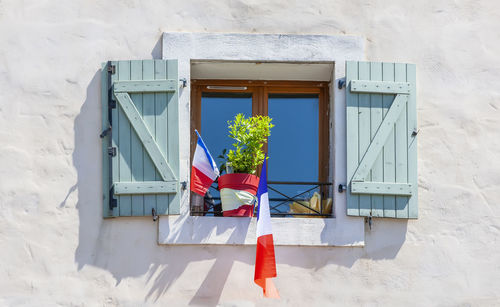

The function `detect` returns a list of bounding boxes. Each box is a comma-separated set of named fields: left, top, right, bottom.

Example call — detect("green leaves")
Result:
left=225, top=114, right=273, bottom=174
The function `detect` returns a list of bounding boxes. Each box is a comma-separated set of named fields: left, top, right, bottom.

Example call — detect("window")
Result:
left=158, top=32, right=367, bottom=246
left=190, top=79, right=332, bottom=217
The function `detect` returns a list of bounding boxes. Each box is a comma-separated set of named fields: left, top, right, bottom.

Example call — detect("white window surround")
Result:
left=158, top=32, right=365, bottom=246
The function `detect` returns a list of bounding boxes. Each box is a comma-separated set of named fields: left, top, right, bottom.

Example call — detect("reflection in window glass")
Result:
left=201, top=93, right=252, bottom=168
left=268, top=94, right=319, bottom=215
left=200, top=93, right=252, bottom=213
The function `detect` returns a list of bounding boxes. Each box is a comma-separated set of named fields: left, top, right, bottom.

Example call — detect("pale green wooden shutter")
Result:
left=101, top=60, right=180, bottom=218
left=346, top=61, right=417, bottom=218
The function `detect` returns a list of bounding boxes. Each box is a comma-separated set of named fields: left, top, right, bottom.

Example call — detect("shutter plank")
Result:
left=118, top=61, right=132, bottom=216
left=382, top=63, right=396, bottom=218
left=407, top=64, right=418, bottom=218
left=142, top=60, right=157, bottom=216
left=167, top=60, right=180, bottom=214
left=370, top=62, right=384, bottom=217
left=130, top=60, right=145, bottom=216
left=155, top=60, right=170, bottom=215
left=395, top=63, right=410, bottom=218
left=358, top=62, right=372, bottom=217
left=346, top=61, right=359, bottom=216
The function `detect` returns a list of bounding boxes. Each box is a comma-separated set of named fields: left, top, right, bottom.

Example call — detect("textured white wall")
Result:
left=0, top=1, right=499, bottom=306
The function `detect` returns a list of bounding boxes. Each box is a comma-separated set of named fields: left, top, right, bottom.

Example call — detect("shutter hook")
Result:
left=152, top=208, right=158, bottom=222
left=100, top=127, right=111, bottom=138
left=179, top=78, right=187, bottom=88
left=338, top=78, right=346, bottom=90
left=338, top=184, right=347, bottom=193
left=365, top=214, right=372, bottom=230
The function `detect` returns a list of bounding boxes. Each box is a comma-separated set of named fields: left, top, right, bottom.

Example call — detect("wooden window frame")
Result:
left=190, top=79, right=330, bottom=184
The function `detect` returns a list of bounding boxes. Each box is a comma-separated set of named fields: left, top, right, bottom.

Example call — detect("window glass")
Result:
left=200, top=93, right=252, bottom=214
left=201, top=93, right=252, bottom=168
left=268, top=94, right=319, bottom=181
left=267, top=94, right=320, bottom=215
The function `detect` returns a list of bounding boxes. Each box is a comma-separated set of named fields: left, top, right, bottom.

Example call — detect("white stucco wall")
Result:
left=1, top=1, right=500, bottom=306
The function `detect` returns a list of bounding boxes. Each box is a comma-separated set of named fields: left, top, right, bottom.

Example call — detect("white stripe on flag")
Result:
left=256, top=192, right=272, bottom=237
left=192, top=143, right=218, bottom=180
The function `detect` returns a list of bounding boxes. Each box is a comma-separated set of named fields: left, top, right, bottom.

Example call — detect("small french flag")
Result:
left=190, top=130, right=219, bottom=196
left=254, top=156, right=280, bottom=298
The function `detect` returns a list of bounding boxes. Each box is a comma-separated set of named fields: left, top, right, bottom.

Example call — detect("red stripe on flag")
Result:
left=190, top=166, right=214, bottom=196
left=254, top=234, right=279, bottom=298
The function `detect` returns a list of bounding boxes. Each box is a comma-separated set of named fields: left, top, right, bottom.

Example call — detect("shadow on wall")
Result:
left=272, top=218, right=409, bottom=271
left=68, top=67, right=255, bottom=304
left=151, top=36, right=162, bottom=59
left=67, top=40, right=409, bottom=304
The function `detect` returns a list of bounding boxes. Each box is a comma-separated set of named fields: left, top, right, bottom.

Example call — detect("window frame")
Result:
left=158, top=32, right=366, bottom=246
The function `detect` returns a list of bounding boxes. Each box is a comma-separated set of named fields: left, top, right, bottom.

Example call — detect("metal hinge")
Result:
left=109, top=99, right=116, bottom=109
left=107, top=64, right=116, bottom=75
left=338, top=78, right=346, bottom=90
left=338, top=184, right=347, bottom=193
left=107, top=147, right=117, bottom=157
left=106, top=62, right=116, bottom=126
left=179, top=78, right=187, bottom=88
left=107, top=94, right=116, bottom=125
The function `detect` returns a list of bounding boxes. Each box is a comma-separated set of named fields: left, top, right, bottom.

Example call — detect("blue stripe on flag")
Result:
left=256, top=155, right=268, bottom=220
left=195, top=130, right=216, bottom=171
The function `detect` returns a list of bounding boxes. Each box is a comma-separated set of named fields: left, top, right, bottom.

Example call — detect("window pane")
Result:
left=201, top=93, right=252, bottom=168
left=268, top=94, right=319, bottom=215
left=200, top=93, right=252, bottom=215
left=268, top=94, right=319, bottom=181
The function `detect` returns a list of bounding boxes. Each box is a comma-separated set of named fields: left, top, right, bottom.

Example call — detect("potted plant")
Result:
left=218, top=113, right=273, bottom=217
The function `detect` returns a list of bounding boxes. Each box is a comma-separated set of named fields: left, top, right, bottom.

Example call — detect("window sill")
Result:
left=158, top=214, right=364, bottom=246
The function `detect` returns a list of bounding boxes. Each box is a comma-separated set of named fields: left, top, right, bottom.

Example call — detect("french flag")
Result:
left=254, top=156, right=280, bottom=298
left=190, top=130, right=219, bottom=196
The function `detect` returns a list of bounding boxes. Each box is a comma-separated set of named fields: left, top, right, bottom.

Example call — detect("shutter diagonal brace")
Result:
left=114, top=92, right=177, bottom=182
left=350, top=80, right=411, bottom=195
left=351, top=94, right=407, bottom=181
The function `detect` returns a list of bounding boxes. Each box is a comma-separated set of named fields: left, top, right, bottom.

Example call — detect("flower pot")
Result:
left=218, top=173, right=260, bottom=217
